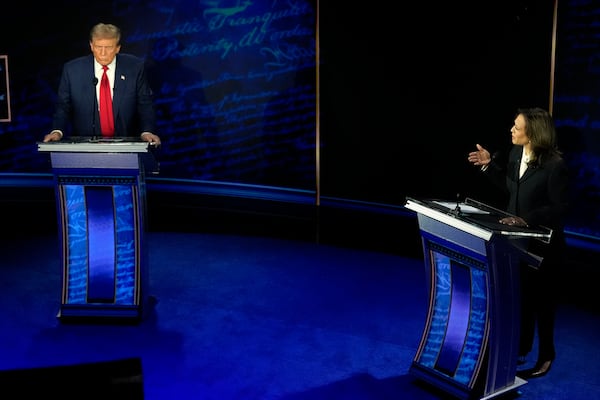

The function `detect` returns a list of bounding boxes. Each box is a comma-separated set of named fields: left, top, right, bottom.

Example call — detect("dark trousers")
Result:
left=519, top=260, right=558, bottom=363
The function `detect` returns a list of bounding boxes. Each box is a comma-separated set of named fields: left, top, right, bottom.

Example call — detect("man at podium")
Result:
left=38, top=23, right=161, bottom=321
left=468, top=107, right=569, bottom=379
left=42, top=23, right=161, bottom=145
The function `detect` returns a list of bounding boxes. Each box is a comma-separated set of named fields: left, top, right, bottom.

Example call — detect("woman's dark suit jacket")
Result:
left=484, top=145, right=570, bottom=262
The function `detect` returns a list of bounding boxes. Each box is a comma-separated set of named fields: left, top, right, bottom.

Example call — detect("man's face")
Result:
left=90, top=37, right=121, bottom=66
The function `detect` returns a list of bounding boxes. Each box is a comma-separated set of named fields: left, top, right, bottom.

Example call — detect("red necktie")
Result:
left=100, top=65, right=114, bottom=137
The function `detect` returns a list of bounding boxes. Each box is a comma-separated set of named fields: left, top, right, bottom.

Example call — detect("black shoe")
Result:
left=517, top=360, right=552, bottom=379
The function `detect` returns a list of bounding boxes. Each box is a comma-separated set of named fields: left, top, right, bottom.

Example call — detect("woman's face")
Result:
left=511, top=114, right=529, bottom=146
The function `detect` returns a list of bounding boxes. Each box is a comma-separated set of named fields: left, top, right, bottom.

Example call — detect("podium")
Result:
left=404, top=197, right=552, bottom=400
left=38, top=138, right=157, bottom=322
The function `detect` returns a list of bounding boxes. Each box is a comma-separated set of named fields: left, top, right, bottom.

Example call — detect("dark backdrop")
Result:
left=319, top=2, right=555, bottom=207
left=553, top=0, right=600, bottom=239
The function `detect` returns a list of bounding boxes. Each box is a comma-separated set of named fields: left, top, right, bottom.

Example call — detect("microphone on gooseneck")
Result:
left=92, top=77, right=98, bottom=138
left=454, top=193, right=462, bottom=216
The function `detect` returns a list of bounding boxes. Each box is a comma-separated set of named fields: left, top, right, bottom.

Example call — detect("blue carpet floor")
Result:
left=1, top=231, right=599, bottom=399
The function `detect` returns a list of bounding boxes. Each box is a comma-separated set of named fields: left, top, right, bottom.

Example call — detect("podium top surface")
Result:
left=37, top=137, right=150, bottom=153
left=405, top=197, right=552, bottom=242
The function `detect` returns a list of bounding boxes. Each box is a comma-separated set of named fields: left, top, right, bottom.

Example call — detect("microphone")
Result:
left=453, top=193, right=462, bottom=216
left=92, top=77, right=98, bottom=138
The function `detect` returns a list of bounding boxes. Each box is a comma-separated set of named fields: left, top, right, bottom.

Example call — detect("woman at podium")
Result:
left=467, top=107, right=569, bottom=379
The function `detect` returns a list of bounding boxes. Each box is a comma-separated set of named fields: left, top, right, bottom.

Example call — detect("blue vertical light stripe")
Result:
left=86, top=186, right=116, bottom=303
left=113, top=184, right=138, bottom=304
left=435, top=262, right=471, bottom=375
left=64, top=184, right=89, bottom=304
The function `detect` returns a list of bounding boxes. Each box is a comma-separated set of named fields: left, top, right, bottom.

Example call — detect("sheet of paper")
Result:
left=434, top=201, right=490, bottom=214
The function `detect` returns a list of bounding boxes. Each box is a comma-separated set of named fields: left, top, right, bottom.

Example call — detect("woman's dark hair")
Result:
left=518, top=107, right=561, bottom=165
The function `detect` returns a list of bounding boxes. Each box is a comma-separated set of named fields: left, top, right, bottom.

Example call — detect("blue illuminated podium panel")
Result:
left=405, top=197, right=551, bottom=400
left=38, top=140, right=154, bottom=321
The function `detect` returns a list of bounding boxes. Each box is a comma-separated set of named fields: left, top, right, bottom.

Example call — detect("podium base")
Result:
left=57, top=304, right=142, bottom=324
left=480, top=377, right=527, bottom=400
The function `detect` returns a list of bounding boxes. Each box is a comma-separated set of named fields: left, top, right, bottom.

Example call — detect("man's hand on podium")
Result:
left=43, top=130, right=63, bottom=142
left=141, top=132, right=161, bottom=146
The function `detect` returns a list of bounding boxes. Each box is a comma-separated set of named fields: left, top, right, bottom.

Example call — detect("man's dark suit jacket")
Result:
left=485, top=145, right=569, bottom=260
left=51, top=53, right=156, bottom=138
